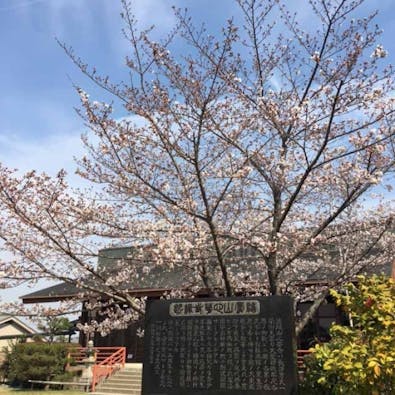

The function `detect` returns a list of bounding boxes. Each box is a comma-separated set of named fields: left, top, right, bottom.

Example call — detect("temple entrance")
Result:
left=94, top=318, right=145, bottom=362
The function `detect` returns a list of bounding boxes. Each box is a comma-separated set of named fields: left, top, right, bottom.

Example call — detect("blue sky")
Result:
left=0, top=0, right=242, bottom=305
left=0, top=0, right=394, bottom=179
left=0, top=0, right=241, bottom=181
left=0, top=0, right=394, bottom=306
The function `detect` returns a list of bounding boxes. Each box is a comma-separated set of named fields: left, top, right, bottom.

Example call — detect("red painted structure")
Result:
left=68, top=346, right=310, bottom=392
left=297, top=349, right=311, bottom=378
left=68, top=346, right=126, bottom=392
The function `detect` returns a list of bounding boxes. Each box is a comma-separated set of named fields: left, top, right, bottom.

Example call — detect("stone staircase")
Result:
left=92, top=363, right=142, bottom=395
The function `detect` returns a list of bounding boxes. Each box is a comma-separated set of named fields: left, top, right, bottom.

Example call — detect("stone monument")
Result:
left=142, top=296, right=298, bottom=394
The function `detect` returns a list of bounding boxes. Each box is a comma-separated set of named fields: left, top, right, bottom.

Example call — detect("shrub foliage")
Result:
left=302, top=275, right=395, bottom=394
left=7, top=343, right=72, bottom=386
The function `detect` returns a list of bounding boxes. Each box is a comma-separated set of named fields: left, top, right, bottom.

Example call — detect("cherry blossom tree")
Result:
left=0, top=0, right=394, bottom=336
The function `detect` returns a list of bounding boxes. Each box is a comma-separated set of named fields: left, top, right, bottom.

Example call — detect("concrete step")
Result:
left=108, top=379, right=140, bottom=385
left=92, top=388, right=141, bottom=395
left=117, top=369, right=142, bottom=372
left=121, top=368, right=142, bottom=371
left=92, top=392, right=140, bottom=395
left=100, top=382, right=141, bottom=389
left=100, top=384, right=141, bottom=390
left=104, top=380, right=141, bottom=386
left=95, top=364, right=142, bottom=395
left=106, top=377, right=141, bottom=384
left=114, top=373, right=141, bottom=378
left=125, top=363, right=142, bottom=369
left=104, top=375, right=141, bottom=382
left=96, top=382, right=141, bottom=387
left=99, top=386, right=141, bottom=392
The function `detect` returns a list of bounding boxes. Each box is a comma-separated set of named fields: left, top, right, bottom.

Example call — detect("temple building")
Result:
left=21, top=246, right=394, bottom=361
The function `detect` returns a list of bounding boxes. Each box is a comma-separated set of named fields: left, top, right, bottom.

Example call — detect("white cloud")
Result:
left=0, top=129, right=85, bottom=186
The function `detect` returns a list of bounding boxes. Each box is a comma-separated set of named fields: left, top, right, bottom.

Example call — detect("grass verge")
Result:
left=0, top=388, right=85, bottom=395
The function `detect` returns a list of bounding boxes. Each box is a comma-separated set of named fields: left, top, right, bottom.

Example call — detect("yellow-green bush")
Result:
left=302, top=275, right=395, bottom=395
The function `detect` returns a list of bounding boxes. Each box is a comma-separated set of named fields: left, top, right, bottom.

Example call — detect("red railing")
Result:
left=297, top=349, right=312, bottom=377
left=68, top=346, right=126, bottom=364
left=91, top=347, right=126, bottom=392
left=67, top=346, right=126, bottom=392
left=67, top=346, right=309, bottom=390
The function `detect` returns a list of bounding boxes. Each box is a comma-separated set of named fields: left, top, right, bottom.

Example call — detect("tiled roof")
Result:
left=21, top=282, right=82, bottom=303
left=22, top=246, right=186, bottom=303
left=21, top=246, right=393, bottom=303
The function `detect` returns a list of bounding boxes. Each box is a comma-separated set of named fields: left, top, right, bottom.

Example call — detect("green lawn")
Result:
left=0, top=389, right=84, bottom=395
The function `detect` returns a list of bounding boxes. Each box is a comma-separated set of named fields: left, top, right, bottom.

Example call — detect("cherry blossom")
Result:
left=0, top=0, right=394, bottom=336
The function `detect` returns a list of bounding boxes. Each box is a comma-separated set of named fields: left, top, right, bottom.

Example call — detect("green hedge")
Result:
left=7, top=343, right=74, bottom=387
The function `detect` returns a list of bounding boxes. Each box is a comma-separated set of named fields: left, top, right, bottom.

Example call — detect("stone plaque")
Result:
left=142, top=296, right=297, bottom=394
